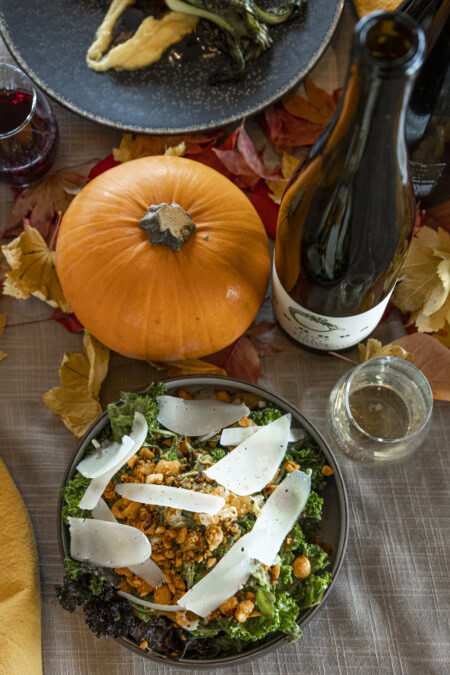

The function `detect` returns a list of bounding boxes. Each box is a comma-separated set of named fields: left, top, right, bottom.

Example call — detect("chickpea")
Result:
left=292, top=555, right=312, bottom=579
left=322, top=465, right=335, bottom=476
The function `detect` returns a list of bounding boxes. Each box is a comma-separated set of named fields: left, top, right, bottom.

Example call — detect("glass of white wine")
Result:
left=327, top=356, right=433, bottom=465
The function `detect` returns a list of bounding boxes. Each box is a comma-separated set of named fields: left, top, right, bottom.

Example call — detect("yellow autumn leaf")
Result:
left=353, top=0, right=402, bottom=18
left=43, top=331, right=110, bottom=438
left=114, top=134, right=186, bottom=163
left=149, top=358, right=227, bottom=377
left=393, top=227, right=450, bottom=333
left=358, top=338, right=411, bottom=362
left=164, top=141, right=186, bottom=157
left=1, top=226, right=71, bottom=312
left=266, top=152, right=299, bottom=204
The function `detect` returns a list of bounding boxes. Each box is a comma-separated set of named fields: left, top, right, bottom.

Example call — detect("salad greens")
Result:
left=57, top=383, right=335, bottom=660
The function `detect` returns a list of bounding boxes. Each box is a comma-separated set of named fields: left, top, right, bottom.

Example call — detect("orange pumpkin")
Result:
left=56, top=156, right=271, bottom=361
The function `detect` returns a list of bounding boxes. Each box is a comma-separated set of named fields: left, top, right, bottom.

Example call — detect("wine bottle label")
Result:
left=272, top=264, right=394, bottom=350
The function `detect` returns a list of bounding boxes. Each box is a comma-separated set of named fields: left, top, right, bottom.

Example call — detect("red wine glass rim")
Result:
left=0, top=62, right=37, bottom=140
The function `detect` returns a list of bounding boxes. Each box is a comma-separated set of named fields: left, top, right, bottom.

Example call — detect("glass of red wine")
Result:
left=0, top=63, right=59, bottom=186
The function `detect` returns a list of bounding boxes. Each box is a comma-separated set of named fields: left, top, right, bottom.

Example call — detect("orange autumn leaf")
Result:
left=148, top=358, right=227, bottom=377
left=392, top=333, right=450, bottom=401
left=282, top=77, right=336, bottom=125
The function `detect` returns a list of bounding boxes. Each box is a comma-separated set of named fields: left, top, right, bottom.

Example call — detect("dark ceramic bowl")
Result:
left=0, top=0, right=344, bottom=133
left=58, top=375, right=349, bottom=667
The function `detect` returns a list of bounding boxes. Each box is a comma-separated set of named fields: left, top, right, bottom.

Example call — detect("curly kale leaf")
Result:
left=210, top=446, right=226, bottom=462
left=302, top=490, right=323, bottom=520
left=131, top=614, right=209, bottom=658
left=289, top=441, right=327, bottom=490
left=279, top=523, right=329, bottom=571
left=291, top=572, right=333, bottom=610
left=218, top=590, right=300, bottom=642
left=238, top=513, right=257, bottom=534
left=249, top=407, right=282, bottom=425
left=107, top=381, right=167, bottom=442
left=61, top=473, right=92, bottom=524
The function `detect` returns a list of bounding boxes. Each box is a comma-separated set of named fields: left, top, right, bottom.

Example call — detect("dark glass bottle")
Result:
left=273, top=11, right=425, bottom=351
left=399, top=0, right=450, bottom=199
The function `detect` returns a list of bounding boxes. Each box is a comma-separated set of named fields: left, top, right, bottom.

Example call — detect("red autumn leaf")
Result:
left=246, top=321, right=277, bottom=338
left=262, top=106, right=284, bottom=144
left=185, top=147, right=234, bottom=180
left=379, top=301, right=394, bottom=324
left=422, top=200, right=450, bottom=234
left=50, top=309, right=84, bottom=333
left=249, top=180, right=280, bottom=238
left=333, top=88, right=343, bottom=105
left=224, top=336, right=261, bottom=382
left=88, top=154, right=120, bottom=180
left=400, top=312, right=418, bottom=335
left=2, top=170, right=89, bottom=242
left=213, top=121, right=281, bottom=189
left=274, top=110, right=324, bottom=148
left=220, top=127, right=239, bottom=151
left=392, top=332, right=450, bottom=401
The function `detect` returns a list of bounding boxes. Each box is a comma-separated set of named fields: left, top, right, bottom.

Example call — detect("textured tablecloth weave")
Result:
left=0, top=5, right=449, bottom=674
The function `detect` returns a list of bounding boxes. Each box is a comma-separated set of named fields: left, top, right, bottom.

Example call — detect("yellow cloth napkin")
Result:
left=354, top=0, right=403, bottom=17
left=0, top=460, right=42, bottom=675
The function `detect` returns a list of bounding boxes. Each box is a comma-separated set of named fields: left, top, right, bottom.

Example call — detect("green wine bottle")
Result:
left=273, top=11, right=426, bottom=351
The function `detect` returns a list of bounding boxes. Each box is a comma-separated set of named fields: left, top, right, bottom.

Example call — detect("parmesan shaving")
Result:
left=205, top=414, right=291, bottom=496
left=178, top=532, right=258, bottom=618
left=91, top=498, right=166, bottom=587
left=115, top=484, right=225, bottom=514
left=117, top=591, right=180, bottom=613
left=78, top=412, right=147, bottom=510
left=249, top=470, right=311, bottom=566
left=220, top=425, right=306, bottom=446
left=69, top=517, right=151, bottom=567
left=76, top=435, right=135, bottom=478
left=156, top=395, right=249, bottom=436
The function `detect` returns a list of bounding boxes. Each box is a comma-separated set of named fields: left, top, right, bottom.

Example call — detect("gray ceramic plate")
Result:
left=58, top=375, right=349, bottom=667
left=0, top=0, right=343, bottom=133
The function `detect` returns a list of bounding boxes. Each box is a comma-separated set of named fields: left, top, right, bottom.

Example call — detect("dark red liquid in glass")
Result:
left=0, top=89, right=59, bottom=186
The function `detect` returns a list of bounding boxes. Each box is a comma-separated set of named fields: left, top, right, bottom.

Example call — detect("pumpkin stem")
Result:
left=139, top=202, right=196, bottom=251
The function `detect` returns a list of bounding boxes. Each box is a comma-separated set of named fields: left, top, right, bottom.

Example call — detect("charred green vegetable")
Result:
left=165, top=0, right=306, bottom=81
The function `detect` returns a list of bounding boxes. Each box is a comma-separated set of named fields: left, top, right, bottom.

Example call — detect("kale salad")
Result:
left=57, top=382, right=335, bottom=660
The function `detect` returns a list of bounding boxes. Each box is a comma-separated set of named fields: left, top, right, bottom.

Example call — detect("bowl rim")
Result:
left=57, top=374, right=349, bottom=668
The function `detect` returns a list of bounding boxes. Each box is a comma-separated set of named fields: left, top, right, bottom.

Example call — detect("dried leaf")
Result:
left=358, top=338, right=411, bottom=362
left=164, top=141, right=186, bottom=157
left=282, top=94, right=331, bottom=125
left=148, top=358, right=227, bottom=377
left=213, top=122, right=281, bottom=189
left=249, top=180, right=279, bottom=239
left=392, top=333, right=450, bottom=401
left=88, top=154, right=120, bottom=180
left=353, top=0, right=403, bottom=18
left=43, top=331, right=109, bottom=438
left=3, top=170, right=88, bottom=241
left=51, top=309, right=84, bottom=333
left=266, top=152, right=299, bottom=204
left=304, top=77, right=336, bottom=116
left=423, top=200, right=450, bottom=234
left=224, top=336, right=261, bottom=383
left=274, top=110, right=324, bottom=149
left=84, top=332, right=110, bottom=398
left=113, top=132, right=218, bottom=163
left=2, top=226, right=71, bottom=312
left=393, top=227, right=450, bottom=332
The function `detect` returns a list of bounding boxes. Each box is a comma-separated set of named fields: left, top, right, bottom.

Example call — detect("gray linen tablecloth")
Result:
left=1, top=7, right=449, bottom=674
